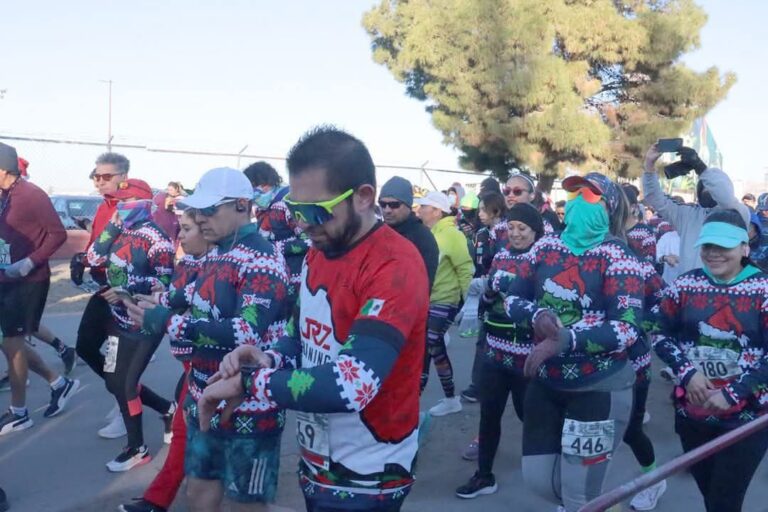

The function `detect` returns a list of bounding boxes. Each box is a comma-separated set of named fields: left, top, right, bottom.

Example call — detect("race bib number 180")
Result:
left=686, top=346, right=742, bottom=382
left=561, top=418, right=615, bottom=458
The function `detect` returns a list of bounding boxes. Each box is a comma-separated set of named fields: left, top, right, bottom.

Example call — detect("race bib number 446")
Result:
left=562, top=419, right=615, bottom=459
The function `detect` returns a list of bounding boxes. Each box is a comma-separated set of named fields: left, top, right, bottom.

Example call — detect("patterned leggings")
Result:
left=421, top=303, right=458, bottom=398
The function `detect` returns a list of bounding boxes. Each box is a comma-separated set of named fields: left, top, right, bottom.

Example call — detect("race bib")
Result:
left=686, top=346, right=742, bottom=382
left=0, top=239, right=10, bottom=269
left=296, top=411, right=330, bottom=470
left=562, top=419, right=615, bottom=458
left=103, top=336, right=119, bottom=373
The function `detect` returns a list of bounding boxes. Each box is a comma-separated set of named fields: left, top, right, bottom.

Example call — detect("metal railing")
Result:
left=579, top=413, right=768, bottom=511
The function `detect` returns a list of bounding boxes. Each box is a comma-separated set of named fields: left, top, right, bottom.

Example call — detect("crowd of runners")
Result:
left=1, top=130, right=768, bottom=512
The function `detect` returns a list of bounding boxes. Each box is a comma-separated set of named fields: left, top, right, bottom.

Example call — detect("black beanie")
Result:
left=480, top=177, right=501, bottom=195
left=0, top=143, right=19, bottom=175
left=507, top=203, right=544, bottom=240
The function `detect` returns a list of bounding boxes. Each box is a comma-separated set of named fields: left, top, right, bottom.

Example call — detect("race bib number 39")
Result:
left=296, top=411, right=330, bottom=471
left=686, top=346, right=742, bottom=382
left=562, top=419, right=615, bottom=459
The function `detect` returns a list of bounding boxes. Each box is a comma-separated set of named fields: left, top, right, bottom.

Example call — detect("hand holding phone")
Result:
left=113, top=287, right=138, bottom=305
left=657, top=138, right=683, bottom=153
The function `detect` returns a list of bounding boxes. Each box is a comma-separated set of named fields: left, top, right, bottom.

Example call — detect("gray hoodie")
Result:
left=642, top=167, right=750, bottom=274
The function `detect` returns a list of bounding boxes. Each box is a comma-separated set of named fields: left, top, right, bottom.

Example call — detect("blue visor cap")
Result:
left=694, top=222, right=749, bottom=249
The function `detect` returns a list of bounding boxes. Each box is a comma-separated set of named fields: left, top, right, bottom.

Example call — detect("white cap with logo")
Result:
left=181, top=167, right=253, bottom=209
left=416, top=191, right=452, bottom=213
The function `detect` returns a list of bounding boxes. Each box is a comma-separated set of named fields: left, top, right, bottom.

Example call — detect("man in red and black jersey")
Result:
left=199, top=127, right=430, bottom=512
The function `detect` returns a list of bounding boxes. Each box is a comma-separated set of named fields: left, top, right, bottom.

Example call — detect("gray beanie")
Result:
left=0, top=143, right=19, bottom=175
left=380, top=176, right=414, bottom=208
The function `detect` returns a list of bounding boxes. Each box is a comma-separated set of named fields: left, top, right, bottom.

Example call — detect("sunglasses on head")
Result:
left=567, top=186, right=602, bottom=204
left=193, top=199, right=238, bottom=217
left=285, top=189, right=354, bottom=225
left=503, top=186, right=530, bottom=197
left=378, top=200, right=403, bottom=210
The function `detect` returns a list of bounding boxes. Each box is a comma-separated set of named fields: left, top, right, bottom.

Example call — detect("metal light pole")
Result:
left=98, top=80, right=113, bottom=151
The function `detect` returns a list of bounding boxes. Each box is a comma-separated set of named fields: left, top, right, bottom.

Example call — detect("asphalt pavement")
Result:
left=2, top=312, right=768, bottom=511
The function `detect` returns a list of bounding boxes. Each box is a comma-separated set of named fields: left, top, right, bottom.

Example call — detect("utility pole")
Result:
left=99, top=80, right=113, bottom=151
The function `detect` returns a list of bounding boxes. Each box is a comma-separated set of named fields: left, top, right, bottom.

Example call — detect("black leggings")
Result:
left=622, top=381, right=655, bottom=468
left=676, top=416, right=768, bottom=512
left=104, top=332, right=171, bottom=448
left=477, top=362, right=527, bottom=477
left=75, top=293, right=112, bottom=378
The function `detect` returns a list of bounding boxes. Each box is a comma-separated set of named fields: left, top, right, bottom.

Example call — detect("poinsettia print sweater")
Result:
left=653, top=267, right=768, bottom=427
left=494, top=235, right=644, bottom=390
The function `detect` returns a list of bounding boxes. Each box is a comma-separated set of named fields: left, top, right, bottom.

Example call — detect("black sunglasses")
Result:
left=378, top=200, right=404, bottom=210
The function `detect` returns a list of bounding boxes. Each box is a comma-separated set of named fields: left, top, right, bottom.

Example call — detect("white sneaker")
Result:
left=630, top=479, right=667, bottom=511
left=105, top=403, right=120, bottom=422
left=429, top=396, right=462, bottom=417
left=98, top=413, right=127, bottom=439
left=643, top=411, right=651, bottom=424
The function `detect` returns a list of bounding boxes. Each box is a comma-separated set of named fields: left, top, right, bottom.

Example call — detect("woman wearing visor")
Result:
left=654, top=209, right=768, bottom=512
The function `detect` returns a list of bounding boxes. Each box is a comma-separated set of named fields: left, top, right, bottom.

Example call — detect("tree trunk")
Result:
left=536, top=173, right=556, bottom=193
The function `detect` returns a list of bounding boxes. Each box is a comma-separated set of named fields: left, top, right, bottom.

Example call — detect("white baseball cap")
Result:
left=417, top=191, right=452, bottom=213
left=181, top=167, right=253, bottom=209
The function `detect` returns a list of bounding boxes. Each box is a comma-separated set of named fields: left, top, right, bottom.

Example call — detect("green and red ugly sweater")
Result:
left=484, top=245, right=535, bottom=373
left=142, top=223, right=291, bottom=437
left=254, top=188, right=310, bottom=299
left=157, top=251, right=217, bottom=363
left=473, top=220, right=509, bottom=277
left=87, top=220, right=175, bottom=333
left=242, top=223, right=430, bottom=497
left=627, top=223, right=657, bottom=266
left=628, top=261, right=664, bottom=385
left=495, top=235, right=644, bottom=389
left=653, top=266, right=768, bottom=427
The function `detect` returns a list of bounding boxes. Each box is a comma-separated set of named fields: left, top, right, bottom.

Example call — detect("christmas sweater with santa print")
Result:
left=653, top=266, right=768, bottom=427
left=243, top=223, right=429, bottom=492
left=87, top=220, right=174, bottom=333
left=157, top=249, right=217, bottom=362
left=254, top=188, right=310, bottom=298
left=147, top=223, right=291, bottom=437
left=627, top=223, right=657, bottom=266
left=495, top=235, right=644, bottom=390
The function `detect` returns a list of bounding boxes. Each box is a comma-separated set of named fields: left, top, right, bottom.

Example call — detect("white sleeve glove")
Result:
left=4, top=257, right=35, bottom=278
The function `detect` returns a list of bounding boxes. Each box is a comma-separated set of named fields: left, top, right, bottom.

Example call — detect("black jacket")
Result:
left=391, top=213, right=439, bottom=292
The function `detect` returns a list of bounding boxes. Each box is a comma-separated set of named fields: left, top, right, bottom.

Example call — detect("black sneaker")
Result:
left=44, top=378, right=80, bottom=418
left=107, top=445, right=151, bottom=472
left=119, top=498, right=167, bottom=512
left=161, top=401, right=177, bottom=444
left=0, top=486, right=8, bottom=512
left=455, top=472, right=498, bottom=499
left=460, top=386, right=479, bottom=403
left=61, top=346, right=77, bottom=376
left=0, top=408, right=34, bottom=436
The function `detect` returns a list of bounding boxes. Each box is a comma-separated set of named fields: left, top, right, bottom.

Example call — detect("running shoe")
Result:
left=161, top=401, right=177, bottom=444
left=459, top=328, right=479, bottom=338
left=429, top=396, right=462, bottom=417
left=119, top=498, right=167, bottom=512
left=462, top=437, right=479, bottom=461
left=460, top=386, right=479, bottom=403
left=455, top=472, right=498, bottom=499
left=99, top=413, right=127, bottom=439
left=630, top=479, right=667, bottom=511
left=61, top=346, right=77, bottom=375
left=0, top=409, right=33, bottom=436
left=105, top=403, right=121, bottom=422
left=0, top=374, right=30, bottom=392
left=106, top=445, right=151, bottom=472
left=44, top=378, right=80, bottom=418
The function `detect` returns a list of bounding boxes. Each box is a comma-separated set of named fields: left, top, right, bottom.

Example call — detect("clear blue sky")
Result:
left=1, top=0, right=766, bottom=192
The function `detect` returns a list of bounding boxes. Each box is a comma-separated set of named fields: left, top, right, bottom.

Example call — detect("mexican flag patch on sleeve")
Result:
left=361, top=298, right=385, bottom=317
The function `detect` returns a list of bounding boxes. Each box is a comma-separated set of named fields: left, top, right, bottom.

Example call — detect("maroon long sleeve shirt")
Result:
left=0, top=178, right=67, bottom=283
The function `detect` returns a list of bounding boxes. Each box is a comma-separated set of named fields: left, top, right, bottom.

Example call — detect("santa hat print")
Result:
left=543, top=265, right=592, bottom=308
left=698, top=306, right=748, bottom=346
